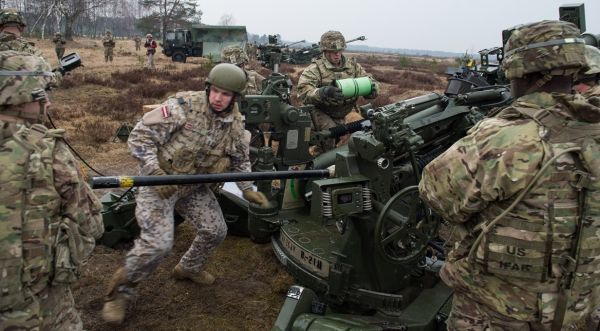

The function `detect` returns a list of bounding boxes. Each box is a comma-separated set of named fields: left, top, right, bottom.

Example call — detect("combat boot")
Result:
left=102, top=267, right=133, bottom=324
left=172, top=263, right=215, bottom=285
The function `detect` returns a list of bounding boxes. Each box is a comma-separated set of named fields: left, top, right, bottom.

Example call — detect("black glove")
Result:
left=319, top=85, right=344, bottom=101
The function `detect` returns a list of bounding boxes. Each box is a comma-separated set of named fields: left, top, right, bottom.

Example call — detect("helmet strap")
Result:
left=525, top=73, right=553, bottom=94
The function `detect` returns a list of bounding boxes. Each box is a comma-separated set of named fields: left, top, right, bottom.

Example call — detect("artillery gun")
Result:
left=287, top=36, right=366, bottom=65
left=258, top=34, right=306, bottom=71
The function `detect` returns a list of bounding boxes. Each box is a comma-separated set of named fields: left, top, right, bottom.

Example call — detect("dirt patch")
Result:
left=28, top=37, right=448, bottom=330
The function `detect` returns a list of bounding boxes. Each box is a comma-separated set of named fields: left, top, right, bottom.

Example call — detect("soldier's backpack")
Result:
left=0, top=122, right=90, bottom=312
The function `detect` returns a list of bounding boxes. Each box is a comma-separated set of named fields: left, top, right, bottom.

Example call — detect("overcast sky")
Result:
left=198, top=0, right=599, bottom=54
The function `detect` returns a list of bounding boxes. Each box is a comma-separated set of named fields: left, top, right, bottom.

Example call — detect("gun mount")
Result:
left=257, top=35, right=305, bottom=71
left=287, top=36, right=367, bottom=65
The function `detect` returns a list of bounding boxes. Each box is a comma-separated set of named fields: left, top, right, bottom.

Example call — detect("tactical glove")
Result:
left=243, top=190, right=270, bottom=208
left=365, top=82, right=379, bottom=99
left=319, top=85, right=344, bottom=102
left=149, top=168, right=178, bottom=200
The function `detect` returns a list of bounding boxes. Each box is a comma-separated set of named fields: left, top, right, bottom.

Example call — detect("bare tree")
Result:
left=139, top=0, right=201, bottom=39
left=218, top=13, right=234, bottom=26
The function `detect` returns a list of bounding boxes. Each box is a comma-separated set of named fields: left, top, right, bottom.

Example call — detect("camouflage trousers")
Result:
left=55, top=47, right=65, bottom=60
left=146, top=53, right=155, bottom=69
left=447, top=292, right=600, bottom=331
left=104, top=47, right=113, bottom=62
left=311, top=108, right=347, bottom=152
left=135, top=44, right=141, bottom=51
left=0, top=285, right=82, bottom=331
left=123, top=184, right=227, bottom=285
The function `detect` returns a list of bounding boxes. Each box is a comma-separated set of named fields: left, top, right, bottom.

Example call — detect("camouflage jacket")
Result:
left=0, top=32, right=42, bottom=56
left=245, top=69, right=265, bottom=95
left=419, top=92, right=600, bottom=324
left=584, top=84, right=600, bottom=98
left=102, top=36, right=115, bottom=48
left=128, top=91, right=253, bottom=191
left=0, top=120, right=103, bottom=308
left=297, top=55, right=379, bottom=119
left=0, top=40, right=62, bottom=86
left=52, top=36, right=66, bottom=49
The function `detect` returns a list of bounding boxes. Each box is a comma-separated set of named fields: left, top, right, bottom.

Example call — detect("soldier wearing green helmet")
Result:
left=297, top=30, right=380, bottom=152
left=102, top=30, right=115, bottom=62
left=101, top=63, right=269, bottom=324
left=0, top=8, right=42, bottom=57
left=419, top=20, right=600, bottom=330
left=221, top=45, right=265, bottom=94
left=0, top=51, right=103, bottom=330
left=52, top=32, right=66, bottom=60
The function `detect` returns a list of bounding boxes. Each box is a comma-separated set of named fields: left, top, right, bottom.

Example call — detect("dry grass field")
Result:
left=29, top=36, right=450, bottom=330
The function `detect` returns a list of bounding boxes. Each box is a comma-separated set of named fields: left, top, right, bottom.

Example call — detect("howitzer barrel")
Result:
left=91, top=170, right=330, bottom=189
left=284, top=40, right=305, bottom=47
left=346, top=36, right=366, bottom=44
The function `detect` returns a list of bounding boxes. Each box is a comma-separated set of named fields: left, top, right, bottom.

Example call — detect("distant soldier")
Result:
left=245, top=42, right=257, bottom=60
left=0, top=50, right=104, bottom=331
left=134, top=35, right=142, bottom=51
left=144, top=33, right=157, bottom=69
left=102, top=30, right=115, bottom=63
left=0, top=8, right=41, bottom=56
left=221, top=45, right=264, bottom=94
left=52, top=32, right=66, bottom=60
left=297, top=30, right=380, bottom=152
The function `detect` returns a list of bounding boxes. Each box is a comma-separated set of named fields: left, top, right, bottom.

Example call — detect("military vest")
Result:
left=313, top=56, right=361, bottom=118
left=471, top=102, right=600, bottom=325
left=0, top=122, right=61, bottom=311
left=157, top=91, right=244, bottom=175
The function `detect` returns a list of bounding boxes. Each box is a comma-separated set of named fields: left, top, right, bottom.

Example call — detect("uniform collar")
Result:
left=322, top=55, right=349, bottom=70
left=517, top=92, right=600, bottom=123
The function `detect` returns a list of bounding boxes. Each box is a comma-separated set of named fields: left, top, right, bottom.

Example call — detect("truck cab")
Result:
left=162, top=25, right=247, bottom=63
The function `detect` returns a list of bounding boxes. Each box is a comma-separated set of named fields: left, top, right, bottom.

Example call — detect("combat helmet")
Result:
left=0, top=51, right=56, bottom=115
left=583, top=45, right=600, bottom=76
left=205, top=63, right=247, bottom=94
left=320, top=31, right=346, bottom=52
left=502, top=20, right=588, bottom=80
left=221, top=45, right=249, bottom=66
left=0, top=8, right=26, bottom=27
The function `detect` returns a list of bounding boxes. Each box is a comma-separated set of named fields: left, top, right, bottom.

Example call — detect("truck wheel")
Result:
left=172, top=52, right=186, bottom=63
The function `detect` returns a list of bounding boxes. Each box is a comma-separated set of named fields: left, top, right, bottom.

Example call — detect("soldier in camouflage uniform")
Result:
left=52, top=32, right=66, bottom=61
left=133, top=35, right=141, bottom=51
left=101, top=63, right=269, bottom=324
left=221, top=45, right=265, bottom=95
left=419, top=20, right=600, bottom=330
left=574, top=45, right=600, bottom=98
left=0, top=51, right=104, bottom=331
left=102, top=30, right=115, bottom=63
left=0, top=9, right=41, bottom=57
left=297, top=30, right=379, bottom=152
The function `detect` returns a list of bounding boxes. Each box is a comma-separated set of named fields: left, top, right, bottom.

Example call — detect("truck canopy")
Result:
left=192, top=25, right=247, bottom=61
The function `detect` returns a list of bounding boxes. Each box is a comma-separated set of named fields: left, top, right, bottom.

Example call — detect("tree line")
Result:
left=0, top=0, right=202, bottom=40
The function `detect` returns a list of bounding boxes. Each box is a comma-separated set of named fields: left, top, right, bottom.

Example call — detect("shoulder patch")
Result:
left=142, top=104, right=173, bottom=125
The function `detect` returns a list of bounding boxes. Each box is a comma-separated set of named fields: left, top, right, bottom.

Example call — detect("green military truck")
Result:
left=162, top=25, right=247, bottom=63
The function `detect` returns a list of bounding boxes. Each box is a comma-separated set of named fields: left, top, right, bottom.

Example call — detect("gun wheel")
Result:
left=374, top=185, right=438, bottom=263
